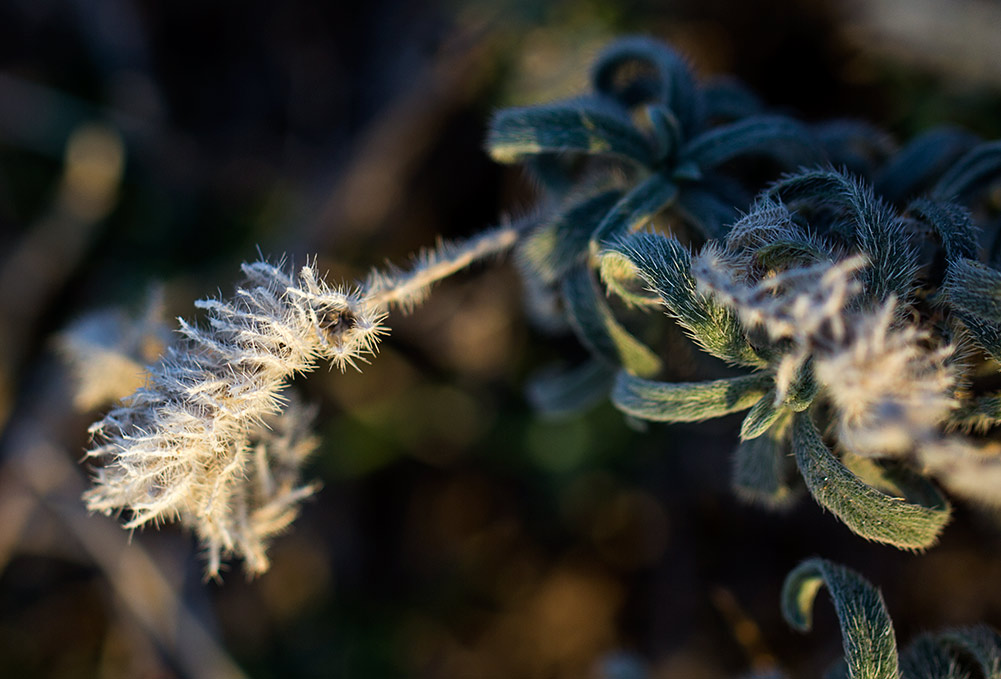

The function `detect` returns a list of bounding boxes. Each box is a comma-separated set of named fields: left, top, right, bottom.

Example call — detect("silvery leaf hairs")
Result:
left=82, top=226, right=518, bottom=577
left=780, top=558, right=1001, bottom=679
left=493, top=37, right=1001, bottom=549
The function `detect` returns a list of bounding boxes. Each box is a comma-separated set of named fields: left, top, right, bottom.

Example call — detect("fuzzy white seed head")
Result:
left=83, top=258, right=387, bottom=577
left=83, top=225, right=521, bottom=576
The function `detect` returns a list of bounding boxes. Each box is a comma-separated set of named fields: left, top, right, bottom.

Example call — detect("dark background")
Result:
left=2, top=0, right=1001, bottom=677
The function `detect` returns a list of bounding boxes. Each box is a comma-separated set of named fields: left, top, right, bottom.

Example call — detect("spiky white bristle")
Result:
left=84, top=258, right=387, bottom=577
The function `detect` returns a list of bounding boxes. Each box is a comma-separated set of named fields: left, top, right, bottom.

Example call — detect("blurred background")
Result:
left=2, top=0, right=1001, bottom=677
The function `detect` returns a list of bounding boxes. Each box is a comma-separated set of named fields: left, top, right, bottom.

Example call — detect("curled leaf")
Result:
left=733, top=410, right=799, bottom=508
left=518, top=189, right=623, bottom=284
left=899, top=634, right=963, bottom=679
left=562, top=265, right=662, bottom=377
left=601, top=232, right=764, bottom=366
left=813, top=119, right=894, bottom=178
left=590, top=172, right=679, bottom=245
left=701, top=76, right=763, bottom=122
left=932, top=140, right=1001, bottom=202
left=487, top=99, right=654, bottom=166
left=782, top=558, right=899, bottom=679
left=939, top=626, right=1001, bottom=679
left=876, top=127, right=980, bottom=202
left=591, top=36, right=700, bottom=134
left=791, top=413, right=951, bottom=549
left=940, top=258, right=1001, bottom=362
left=612, top=372, right=771, bottom=422
left=683, top=115, right=824, bottom=170
left=739, top=390, right=785, bottom=441
left=768, top=169, right=917, bottom=302
left=907, top=199, right=979, bottom=264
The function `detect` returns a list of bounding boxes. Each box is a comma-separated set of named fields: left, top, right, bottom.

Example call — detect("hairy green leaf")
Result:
left=941, top=258, right=1001, bottom=362
left=782, top=558, right=899, bottom=679
left=599, top=249, right=662, bottom=307
left=645, top=104, right=682, bottom=164
left=792, top=414, right=951, bottom=549
left=733, top=410, right=799, bottom=508
left=675, top=183, right=742, bottom=239
left=932, top=140, right=1001, bottom=202
left=562, top=265, right=662, bottom=377
left=876, top=127, right=980, bottom=202
left=683, top=116, right=824, bottom=170
left=517, top=189, right=622, bottom=284
left=591, top=172, right=679, bottom=245
left=701, top=77, right=763, bottom=122
left=487, top=99, right=654, bottom=166
left=813, top=120, right=894, bottom=178
left=900, top=634, right=967, bottom=679
left=740, top=390, right=784, bottom=440
left=907, top=199, right=979, bottom=263
left=939, top=626, right=1001, bottom=679
left=768, top=170, right=917, bottom=302
left=527, top=360, right=617, bottom=418
left=591, top=36, right=700, bottom=135
left=601, top=232, right=764, bottom=366
left=613, top=372, right=771, bottom=422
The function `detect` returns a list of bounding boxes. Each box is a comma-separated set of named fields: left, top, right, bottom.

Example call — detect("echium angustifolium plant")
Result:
left=81, top=227, right=518, bottom=577
left=489, top=36, right=1001, bottom=553
left=77, top=34, right=1001, bottom=671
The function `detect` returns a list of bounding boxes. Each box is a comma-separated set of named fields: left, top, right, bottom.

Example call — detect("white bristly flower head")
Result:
left=84, top=258, right=387, bottom=578
left=815, top=299, right=957, bottom=458
left=82, top=224, right=521, bottom=577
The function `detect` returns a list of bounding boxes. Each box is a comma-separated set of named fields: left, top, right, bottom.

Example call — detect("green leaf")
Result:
left=701, top=77, right=763, bottom=122
left=781, top=558, right=899, bottom=679
left=939, top=626, right=1001, bottom=679
left=517, top=189, right=623, bottom=285
left=527, top=360, right=616, bottom=418
left=675, top=183, right=741, bottom=239
left=590, top=172, right=679, bottom=245
left=754, top=239, right=830, bottom=271
left=932, top=140, right=1001, bottom=202
left=562, top=265, right=662, bottom=377
left=899, top=634, right=966, bottom=679
left=683, top=116, right=824, bottom=170
left=591, top=36, right=700, bottom=135
left=600, top=232, right=764, bottom=367
left=791, top=414, right=951, bottom=549
left=599, top=249, right=662, bottom=307
left=876, top=127, right=980, bottom=202
left=740, top=390, right=784, bottom=440
left=941, top=258, right=1001, bottom=362
left=733, top=410, right=799, bottom=508
left=612, top=372, right=771, bottom=422
left=768, top=170, right=917, bottom=302
left=907, top=199, right=979, bottom=263
left=813, top=120, right=894, bottom=178
left=487, top=99, right=654, bottom=166
left=844, top=456, right=952, bottom=518
left=645, top=104, right=682, bottom=164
